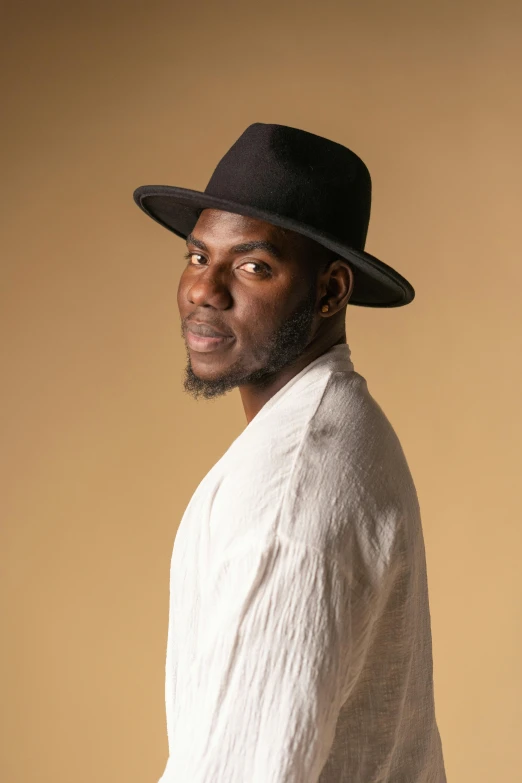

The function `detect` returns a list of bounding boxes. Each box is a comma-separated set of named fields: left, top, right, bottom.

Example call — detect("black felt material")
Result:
left=133, top=123, right=415, bottom=308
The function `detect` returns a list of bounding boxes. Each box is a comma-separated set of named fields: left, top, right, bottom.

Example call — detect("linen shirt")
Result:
left=157, top=343, right=447, bottom=782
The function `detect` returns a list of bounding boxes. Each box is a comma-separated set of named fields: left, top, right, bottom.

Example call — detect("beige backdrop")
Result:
left=2, top=1, right=521, bottom=781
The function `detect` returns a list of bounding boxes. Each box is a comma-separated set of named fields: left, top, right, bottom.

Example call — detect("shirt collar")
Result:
left=248, top=342, right=354, bottom=426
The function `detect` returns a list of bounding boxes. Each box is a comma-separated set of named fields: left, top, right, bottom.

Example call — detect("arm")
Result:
left=168, top=529, right=354, bottom=783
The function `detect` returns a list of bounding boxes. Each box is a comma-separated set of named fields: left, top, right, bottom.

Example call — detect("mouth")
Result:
left=185, top=321, right=235, bottom=353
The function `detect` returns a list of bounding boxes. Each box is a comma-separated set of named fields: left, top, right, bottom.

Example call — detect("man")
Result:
left=133, top=123, right=447, bottom=782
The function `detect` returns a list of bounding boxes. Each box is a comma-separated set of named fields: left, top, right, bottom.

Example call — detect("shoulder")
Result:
left=286, top=369, right=414, bottom=490
left=278, top=370, right=421, bottom=579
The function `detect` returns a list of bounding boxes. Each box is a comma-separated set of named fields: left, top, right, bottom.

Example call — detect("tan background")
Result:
left=2, top=1, right=521, bottom=781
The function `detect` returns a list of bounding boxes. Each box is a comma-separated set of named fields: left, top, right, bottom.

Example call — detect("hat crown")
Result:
left=204, top=123, right=372, bottom=251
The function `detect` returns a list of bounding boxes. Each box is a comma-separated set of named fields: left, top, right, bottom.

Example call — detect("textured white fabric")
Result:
left=158, top=343, right=447, bottom=782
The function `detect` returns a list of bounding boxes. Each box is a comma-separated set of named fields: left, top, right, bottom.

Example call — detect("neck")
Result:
left=239, top=330, right=346, bottom=424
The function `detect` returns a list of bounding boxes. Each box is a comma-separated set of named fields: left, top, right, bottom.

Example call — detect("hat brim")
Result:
left=133, top=185, right=415, bottom=308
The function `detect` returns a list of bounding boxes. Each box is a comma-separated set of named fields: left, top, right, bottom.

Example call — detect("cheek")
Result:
left=176, top=275, right=189, bottom=310
left=238, top=299, right=285, bottom=341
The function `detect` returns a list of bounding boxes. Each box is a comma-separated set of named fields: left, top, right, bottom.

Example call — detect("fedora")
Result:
left=133, top=123, right=415, bottom=308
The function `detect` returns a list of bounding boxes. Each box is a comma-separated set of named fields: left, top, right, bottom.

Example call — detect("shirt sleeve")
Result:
left=167, top=528, right=357, bottom=783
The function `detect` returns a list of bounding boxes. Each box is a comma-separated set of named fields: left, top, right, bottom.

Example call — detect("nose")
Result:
left=186, top=265, right=233, bottom=310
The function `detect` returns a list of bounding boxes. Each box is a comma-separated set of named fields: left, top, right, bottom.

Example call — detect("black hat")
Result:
left=133, top=123, right=414, bottom=307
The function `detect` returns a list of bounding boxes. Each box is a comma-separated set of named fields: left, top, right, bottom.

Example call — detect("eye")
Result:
left=239, top=260, right=271, bottom=276
left=184, top=251, right=206, bottom=265
left=183, top=251, right=271, bottom=277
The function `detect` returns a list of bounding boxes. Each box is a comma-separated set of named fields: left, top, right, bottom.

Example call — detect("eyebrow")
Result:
left=186, top=233, right=284, bottom=261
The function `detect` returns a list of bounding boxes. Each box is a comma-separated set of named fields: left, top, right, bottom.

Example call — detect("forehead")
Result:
left=192, top=209, right=287, bottom=243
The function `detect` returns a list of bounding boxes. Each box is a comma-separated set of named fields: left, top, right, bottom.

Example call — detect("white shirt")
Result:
left=157, top=343, right=447, bottom=782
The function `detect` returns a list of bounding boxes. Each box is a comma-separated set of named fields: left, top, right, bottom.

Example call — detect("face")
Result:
left=177, top=209, right=337, bottom=400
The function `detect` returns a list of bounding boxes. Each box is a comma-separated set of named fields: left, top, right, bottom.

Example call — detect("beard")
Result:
left=181, top=283, right=318, bottom=401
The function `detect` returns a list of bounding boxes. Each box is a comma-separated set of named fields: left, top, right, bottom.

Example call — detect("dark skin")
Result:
left=177, top=209, right=354, bottom=424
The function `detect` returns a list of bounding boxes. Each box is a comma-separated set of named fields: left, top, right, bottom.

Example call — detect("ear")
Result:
left=319, top=260, right=354, bottom=314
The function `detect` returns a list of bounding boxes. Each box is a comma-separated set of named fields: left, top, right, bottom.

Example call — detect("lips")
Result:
left=186, top=320, right=233, bottom=339
left=185, top=319, right=235, bottom=354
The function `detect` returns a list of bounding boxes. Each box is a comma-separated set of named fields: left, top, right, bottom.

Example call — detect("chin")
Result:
left=187, top=347, right=240, bottom=380
left=188, top=349, right=229, bottom=369
left=183, top=351, right=243, bottom=401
